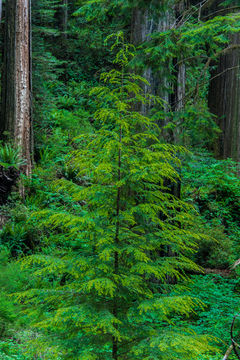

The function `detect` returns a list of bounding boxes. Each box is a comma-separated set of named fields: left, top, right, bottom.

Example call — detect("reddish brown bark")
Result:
left=1, top=0, right=32, bottom=176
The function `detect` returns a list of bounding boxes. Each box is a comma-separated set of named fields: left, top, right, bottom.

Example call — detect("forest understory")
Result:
left=0, top=0, right=240, bottom=359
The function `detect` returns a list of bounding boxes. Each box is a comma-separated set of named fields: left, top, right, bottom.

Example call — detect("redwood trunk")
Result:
left=130, top=1, right=186, bottom=121
left=131, top=4, right=175, bottom=117
left=208, top=32, right=240, bottom=163
left=1, top=0, right=32, bottom=176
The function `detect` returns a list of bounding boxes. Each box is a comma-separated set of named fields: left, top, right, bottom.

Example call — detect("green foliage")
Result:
left=0, top=339, right=28, bottom=360
left=0, top=222, right=36, bottom=257
left=0, top=144, right=24, bottom=169
left=0, top=247, right=33, bottom=348
left=0, top=1, right=239, bottom=359
left=137, top=9, right=240, bottom=147
left=15, top=34, right=218, bottom=359
left=182, top=152, right=240, bottom=268
left=184, top=274, right=240, bottom=356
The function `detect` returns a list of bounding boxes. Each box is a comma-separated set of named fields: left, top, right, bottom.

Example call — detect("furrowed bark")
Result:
left=15, top=0, right=32, bottom=176
left=209, top=33, right=240, bottom=164
left=208, top=4, right=240, bottom=166
left=131, top=2, right=175, bottom=117
left=1, top=0, right=32, bottom=177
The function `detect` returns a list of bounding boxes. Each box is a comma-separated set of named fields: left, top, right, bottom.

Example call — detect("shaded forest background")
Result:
left=0, top=0, right=239, bottom=359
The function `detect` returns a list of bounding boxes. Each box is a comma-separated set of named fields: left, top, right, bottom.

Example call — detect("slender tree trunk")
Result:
left=62, top=0, right=68, bottom=38
left=112, top=124, right=122, bottom=360
left=1, top=0, right=32, bottom=176
left=0, top=0, right=2, bottom=23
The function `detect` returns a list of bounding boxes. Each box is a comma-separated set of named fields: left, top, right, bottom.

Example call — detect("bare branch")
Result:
left=231, top=315, right=240, bottom=359
left=222, top=345, right=233, bottom=360
left=231, top=258, right=240, bottom=269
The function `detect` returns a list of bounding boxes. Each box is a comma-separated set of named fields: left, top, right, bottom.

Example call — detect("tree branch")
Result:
left=195, top=44, right=240, bottom=98
left=222, top=345, right=233, bottom=360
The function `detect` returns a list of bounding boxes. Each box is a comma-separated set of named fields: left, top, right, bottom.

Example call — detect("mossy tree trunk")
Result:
left=130, top=1, right=186, bottom=142
left=131, top=2, right=175, bottom=117
left=1, top=0, right=32, bottom=176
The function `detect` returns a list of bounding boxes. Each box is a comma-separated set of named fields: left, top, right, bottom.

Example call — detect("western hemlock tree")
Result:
left=18, top=33, right=216, bottom=360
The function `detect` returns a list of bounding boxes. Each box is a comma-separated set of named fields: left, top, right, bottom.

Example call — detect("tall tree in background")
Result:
left=1, top=0, right=32, bottom=176
left=131, top=1, right=175, bottom=118
left=208, top=2, right=240, bottom=163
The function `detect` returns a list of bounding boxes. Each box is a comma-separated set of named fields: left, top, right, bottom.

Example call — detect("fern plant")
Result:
left=17, top=33, right=217, bottom=360
left=0, top=144, right=25, bottom=169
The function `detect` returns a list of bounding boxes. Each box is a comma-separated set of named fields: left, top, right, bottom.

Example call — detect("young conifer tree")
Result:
left=18, top=33, right=216, bottom=360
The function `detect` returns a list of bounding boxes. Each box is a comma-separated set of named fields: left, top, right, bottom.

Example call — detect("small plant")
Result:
left=0, top=144, right=25, bottom=170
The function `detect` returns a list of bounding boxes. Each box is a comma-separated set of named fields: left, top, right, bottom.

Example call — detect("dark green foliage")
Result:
left=0, top=221, right=36, bottom=256
left=0, top=0, right=239, bottom=359
left=0, top=144, right=24, bottom=169
left=182, top=152, right=240, bottom=268
left=14, top=35, right=217, bottom=359
left=136, top=9, right=240, bottom=147
left=0, top=248, right=32, bottom=339
left=184, top=274, right=240, bottom=357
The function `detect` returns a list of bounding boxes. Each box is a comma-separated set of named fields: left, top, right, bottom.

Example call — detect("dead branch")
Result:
left=231, top=315, right=240, bottom=359
left=222, top=345, right=233, bottom=360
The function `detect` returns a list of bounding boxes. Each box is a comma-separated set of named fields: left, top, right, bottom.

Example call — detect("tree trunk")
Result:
left=131, top=3, right=175, bottom=117
left=207, top=2, right=240, bottom=165
left=62, top=0, right=68, bottom=38
left=1, top=0, right=32, bottom=176
left=130, top=1, right=186, bottom=143
left=208, top=32, right=240, bottom=163
left=0, top=0, right=2, bottom=23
